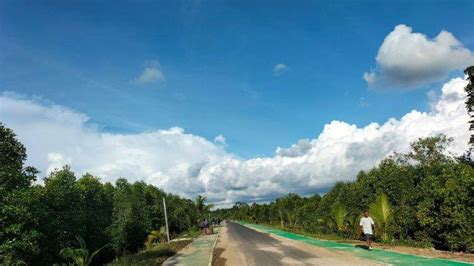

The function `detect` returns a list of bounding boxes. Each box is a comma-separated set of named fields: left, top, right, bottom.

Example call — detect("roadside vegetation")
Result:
left=108, top=239, right=192, bottom=266
left=214, top=135, right=474, bottom=252
left=213, top=67, right=474, bottom=253
left=0, top=122, right=214, bottom=265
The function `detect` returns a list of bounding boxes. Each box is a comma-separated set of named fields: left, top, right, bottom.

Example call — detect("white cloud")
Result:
left=214, top=134, right=226, bottom=145
left=47, top=152, right=72, bottom=174
left=134, top=60, right=165, bottom=84
left=364, top=24, right=474, bottom=88
left=273, top=63, right=289, bottom=76
left=135, top=67, right=165, bottom=84
left=0, top=77, right=469, bottom=206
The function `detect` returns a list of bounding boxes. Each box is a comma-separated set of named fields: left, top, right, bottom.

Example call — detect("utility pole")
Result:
left=163, top=197, right=170, bottom=243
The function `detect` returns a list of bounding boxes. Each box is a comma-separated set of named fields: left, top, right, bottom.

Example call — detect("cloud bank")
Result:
left=364, top=24, right=474, bottom=89
left=0, top=77, right=469, bottom=206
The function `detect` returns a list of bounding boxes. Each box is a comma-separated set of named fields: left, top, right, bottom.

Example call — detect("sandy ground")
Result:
left=213, top=222, right=382, bottom=266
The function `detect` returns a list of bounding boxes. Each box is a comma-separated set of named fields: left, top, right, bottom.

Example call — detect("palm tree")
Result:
left=331, top=202, right=348, bottom=232
left=195, top=195, right=214, bottom=219
left=345, top=214, right=361, bottom=238
left=145, top=226, right=167, bottom=250
left=59, top=236, right=109, bottom=266
left=369, top=193, right=391, bottom=241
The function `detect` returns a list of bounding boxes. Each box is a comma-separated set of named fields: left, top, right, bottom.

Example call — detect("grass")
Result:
left=175, top=226, right=201, bottom=239
left=108, top=240, right=192, bottom=266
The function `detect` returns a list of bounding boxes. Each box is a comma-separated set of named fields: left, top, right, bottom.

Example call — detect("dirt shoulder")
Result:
left=376, top=245, right=474, bottom=263
left=213, top=225, right=247, bottom=266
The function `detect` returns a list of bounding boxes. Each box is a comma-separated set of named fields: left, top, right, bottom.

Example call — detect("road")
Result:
left=213, top=222, right=381, bottom=266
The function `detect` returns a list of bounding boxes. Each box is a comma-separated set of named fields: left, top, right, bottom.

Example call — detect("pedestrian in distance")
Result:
left=360, top=211, right=375, bottom=250
left=203, top=219, right=210, bottom=235
left=199, top=219, right=206, bottom=235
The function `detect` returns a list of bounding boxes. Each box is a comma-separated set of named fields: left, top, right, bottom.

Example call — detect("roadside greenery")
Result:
left=213, top=136, right=474, bottom=252
left=0, top=123, right=203, bottom=265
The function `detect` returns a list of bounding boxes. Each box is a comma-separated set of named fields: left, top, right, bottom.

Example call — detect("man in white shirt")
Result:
left=360, top=211, right=375, bottom=250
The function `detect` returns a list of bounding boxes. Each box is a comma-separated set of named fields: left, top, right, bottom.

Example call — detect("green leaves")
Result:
left=0, top=124, right=201, bottom=264
left=331, top=203, right=348, bottom=232
left=60, top=236, right=110, bottom=266
left=0, top=122, right=37, bottom=191
left=369, top=193, right=391, bottom=241
left=145, top=226, right=167, bottom=250
left=195, top=195, right=214, bottom=219
left=369, top=193, right=391, bottom=225
left=464, top=66, right=474, bottom=146
left=216, top=135, right=473, bottom=252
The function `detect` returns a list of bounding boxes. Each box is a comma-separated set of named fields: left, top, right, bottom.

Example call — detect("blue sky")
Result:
left=1, top=1, right=473, bottom=203
left=1, top=0, right=473, bottom=158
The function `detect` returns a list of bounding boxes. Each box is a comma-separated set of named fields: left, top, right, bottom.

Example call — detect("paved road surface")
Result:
left=213, top=222, right=381, bottom=265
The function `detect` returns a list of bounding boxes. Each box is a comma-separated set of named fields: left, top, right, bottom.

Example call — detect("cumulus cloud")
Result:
left=364, top=24, right=474, bottom=88
left=134, top=60, right=165, bottom=84
left=273, top=63, right=289, bottom=76
left=0, top=77, right=469, bottom=206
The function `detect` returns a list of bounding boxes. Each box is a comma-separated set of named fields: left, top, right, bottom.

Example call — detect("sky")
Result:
left=1, top=0, right=473, bottom=206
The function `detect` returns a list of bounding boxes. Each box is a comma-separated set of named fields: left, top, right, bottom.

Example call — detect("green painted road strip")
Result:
left=241, top=222, right=472, bottom=266
left=163, top=233, right=217, bottom=266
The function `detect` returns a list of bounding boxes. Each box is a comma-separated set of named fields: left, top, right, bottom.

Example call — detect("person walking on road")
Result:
left=360, top=211, right=375, bottom=250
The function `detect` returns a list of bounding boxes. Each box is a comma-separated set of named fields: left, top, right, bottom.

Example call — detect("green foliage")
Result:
left=110, top=240, right=191, bottom=266
left=195, top=195, right=214, bottom=219
left=0, top=124, right=201, bottom=264
left=215, top=134, right=474, bottom=252
left=60, top=236, right=110, bottom=266
left=0, top=123, right=41, bottom=264
left=145, top=227, right=167, bottom=250
left=331, top=203, right=348, bottom=232
left=464, top=66, right=474, bottom=146
left=369, top=193, right=391, bottom=241
left=109, top=179, right=152, bottom=253
left=0, top=123, right=37, bottom=191
left=0, top=187, right=41, bottom=264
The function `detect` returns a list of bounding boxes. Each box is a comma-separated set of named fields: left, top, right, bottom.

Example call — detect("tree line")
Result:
left=0, top=123, right=213, bottom=265
left=213, top=135, right=474, bottom=252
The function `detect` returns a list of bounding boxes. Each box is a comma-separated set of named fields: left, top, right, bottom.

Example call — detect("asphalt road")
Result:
left=213, top=222, right=380, bottom=265
left=226, top=222, right=315, bottom=265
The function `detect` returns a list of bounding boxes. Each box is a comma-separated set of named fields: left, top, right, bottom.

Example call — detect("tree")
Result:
left=195, top=195, right=214, bottom=219
left=416, top=162, right=474, bottom=251
left=76, top=174, right=113, bottom=261
left=464, top=66, right=474, bottom=148
left=37, top=166, right=85, bottom=264
left=0, top=125, right=201, bottom=263
left=144, top=226, right=167, bottom=250
left=409, top=135, right=452, bottom=167
left=0, top=122, right=38, bottom=190
left=109, top=179, right=152, bottom=254
left=0, top=123, right=41, bottom=264
left=0, top=187, right=42, bottom=264
left=331, top=202, right=348, bottom=232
